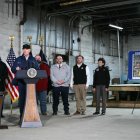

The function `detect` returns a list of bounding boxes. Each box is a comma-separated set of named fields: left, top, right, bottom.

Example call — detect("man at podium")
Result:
left=11, top=44, right=39, bottom=121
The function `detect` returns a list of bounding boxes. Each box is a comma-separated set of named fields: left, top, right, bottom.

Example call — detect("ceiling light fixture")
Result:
left=109, top=24, right=123, bottom=83
left=109, top=24, right=123, bottom=30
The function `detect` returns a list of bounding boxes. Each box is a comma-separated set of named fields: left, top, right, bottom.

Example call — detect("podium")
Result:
left=0, top=92, right=8, bottom=129
left=16, top=69, right=47, bottom=128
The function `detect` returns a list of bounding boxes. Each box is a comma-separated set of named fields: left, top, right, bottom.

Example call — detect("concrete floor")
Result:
left=0, top=100, right=140, bottom=140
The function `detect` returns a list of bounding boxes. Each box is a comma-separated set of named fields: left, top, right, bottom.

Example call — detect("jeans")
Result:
left=52, top=86, right=69, bottom=113
left=37, top=91, right=47, bottom=114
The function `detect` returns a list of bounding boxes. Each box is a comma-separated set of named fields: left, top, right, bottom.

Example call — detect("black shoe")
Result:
left=52, top=112, right=57, bottom=115
left=81, top=111, right=85, bottom=115
left=73, top=111, right=80, bottom=115
left=1, top=114, right=5, bottom=118
left=42, top=112, right=47, bottom=115
left=101, top=112, right=105, bottom=115
left=64, top=112, right=70, bottom=115
left=93, top=112, right=100, bottom=115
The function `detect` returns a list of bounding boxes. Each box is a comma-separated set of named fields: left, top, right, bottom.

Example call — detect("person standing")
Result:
left=11, top=44, right=39, bottom=121
left=93, top=58, right=110, bottom=115
left=51, top=55, right=71, bottom=115
left=35, top=55, right=50, bottom=115
left=0, top=58, right=8, bottom=118
left=70, top=55, right=90, bottom=115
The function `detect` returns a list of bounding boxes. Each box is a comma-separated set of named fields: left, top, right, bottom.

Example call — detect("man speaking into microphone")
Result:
left=11, top=44, right=39, bottom=122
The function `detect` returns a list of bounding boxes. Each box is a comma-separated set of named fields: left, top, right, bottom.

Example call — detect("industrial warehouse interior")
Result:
left=0, top=0, right=140, bottom=140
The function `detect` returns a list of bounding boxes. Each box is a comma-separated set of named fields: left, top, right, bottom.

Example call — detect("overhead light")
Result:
left=109, top=24, right=123, bottom=30
left=60, top=0, right=90, bottom=6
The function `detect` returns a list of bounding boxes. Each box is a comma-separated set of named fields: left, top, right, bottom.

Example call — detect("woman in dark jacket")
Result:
left=93, top=58, right=110, bottom=115
left=35, top=55, right=50, bottom=115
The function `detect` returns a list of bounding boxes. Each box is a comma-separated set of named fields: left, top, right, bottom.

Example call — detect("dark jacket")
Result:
left=11, top=54, right=39, bottom=85
left=11, top=54, right=39, bottom=74
left=0, top=61, right=8, bottom=91
left=93, top=66, right=110, bottom=88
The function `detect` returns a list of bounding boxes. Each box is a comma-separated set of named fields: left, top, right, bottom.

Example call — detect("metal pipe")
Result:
left=68, top=16, right=75, bottom=56
left=12, top=0, right=14, bottom=18
left=68, top=15, right=79, bottom=56
left=92, top=25, right=95, bottom=63
left=44, top=13, right=47, bottom=57
left=7, top=0, right=9, bottom=17
left=16, top=0, right=18, bottom=16
left=40, top=0, right=76, bottom=6
left=70, top=16, right=78, bottom=54
left=47, top=16, right=52, bottom=61
left=54, top=17, right=57, bottom=54
left=62, top=18, right=65, bottom=49
left=20, top=25, right=23, bottom=55
left=36, top=0, right=41, bottom=45
left=93, top=31, right=96, bottom=63
left=81, top=24, right=92, bottom=34
left=117, top=29, right=121, bottom=83
left=20, top=0, right=26, bottom=25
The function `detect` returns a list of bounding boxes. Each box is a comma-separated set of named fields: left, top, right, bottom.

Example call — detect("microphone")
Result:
left=31, top=62, right=35, bottom=68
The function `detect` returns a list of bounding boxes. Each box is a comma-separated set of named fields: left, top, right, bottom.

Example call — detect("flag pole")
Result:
left=27, top=36, right=33, bottom=56
left=39, top=35, right=44, bottom=50
left=39, top=35, right=44, bottom=58
left=39, top=36, right=48, bottom=63
left=27, top=36, right=32, bottom=48
left=9, top=35, right=15, bottom=115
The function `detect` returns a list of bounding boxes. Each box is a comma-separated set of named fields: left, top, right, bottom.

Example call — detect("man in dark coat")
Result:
left=11, top=44, right=39, bottom=120
left=0, top=58, right=8, bottom=117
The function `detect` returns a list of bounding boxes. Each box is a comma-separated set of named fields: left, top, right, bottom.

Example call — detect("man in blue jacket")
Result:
left=11, top=44, right=39, bottom=121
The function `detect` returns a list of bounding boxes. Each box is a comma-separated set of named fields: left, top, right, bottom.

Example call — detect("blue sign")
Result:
left=128, top=51, right=140, bottom=80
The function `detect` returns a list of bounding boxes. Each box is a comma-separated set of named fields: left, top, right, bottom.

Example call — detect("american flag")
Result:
left=5, top=48, right=19, bottom=102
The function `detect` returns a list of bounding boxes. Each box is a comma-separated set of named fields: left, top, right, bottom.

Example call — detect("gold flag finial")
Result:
left=39, top=36, right=44, bottom=49
left=9, top=35, right=15, bottom=48
left=27, top=36, right=32, bottom=45
left=27, top=36, right=32, bottom=49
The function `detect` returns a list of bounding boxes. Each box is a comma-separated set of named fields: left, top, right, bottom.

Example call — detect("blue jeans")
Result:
left=37, top=91, right=47, bottom=114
